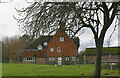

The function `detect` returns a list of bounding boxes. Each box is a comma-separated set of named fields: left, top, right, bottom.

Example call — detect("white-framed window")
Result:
left=49, top=57, right=54, bottom=61
left=38, top=44, right=42, bottom=50
left=25, top=57, right=27, bottom=61
left=58, top=57, right=62, bottom=61
left=57, top=47, right=61, bottom=52
left=65, top=57, right=69, bottom=61
left=32, top=57, right=35, bottom=60
left=24, top=57, right=35, bottom=61
left=60, top=37, right=64, bottom=42
left=29, top=57, right=31, bottom=60
left=43, top=42, right=48, bottom=46
left=26, top=57, right=29, bottom=61
left=71, top=57, right=76, bottom=61
left=50, top=48, right=54, bottom=52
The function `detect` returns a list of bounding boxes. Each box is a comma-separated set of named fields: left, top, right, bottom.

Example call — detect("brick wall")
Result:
left=36, top=58, right=46, bottom=64
left=85, top=55, right=96, bottom=64
left=46, top=30, right=77, bottom=58
left=85, top=55, right=118, bottom=64
left=22, top=50, right=45, bottom=58
left=22, top=50, right=45, bottom=64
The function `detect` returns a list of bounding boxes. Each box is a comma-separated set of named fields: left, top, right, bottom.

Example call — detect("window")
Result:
left=50, top=48, right=53, bottom=52
left=32, top=57, right=35, bottom=60
left=49, top=57, right=54, bottom=61
left=44, top=42, right=47, bottom=46
left=27, top=57, right=28, bottom=60
left=38, top=44, right=42, bottom=50
left=71, top=57, right=76, bottom=61
left=57, top=47, right=61, bottom=52
left=24, top=57, right=35, bottom=61
left=29, top=58, right=30, bottom=60
left=60, top=37, right=64, bottom=42
left=65, top=57, right=69, bottom=61
left=25, top=57, right=27, bottom=61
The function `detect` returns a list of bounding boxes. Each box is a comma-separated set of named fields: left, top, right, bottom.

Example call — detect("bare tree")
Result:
left=15, top=2, right=120, bottom=77
left=2, top=35, right=28, bottom=63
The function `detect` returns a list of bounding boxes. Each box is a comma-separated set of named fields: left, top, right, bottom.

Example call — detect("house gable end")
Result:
left=47, top=29, right=78, bottom=57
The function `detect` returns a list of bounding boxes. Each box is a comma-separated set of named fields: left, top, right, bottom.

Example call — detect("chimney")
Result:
left=59, top=21, right=65, bottom=31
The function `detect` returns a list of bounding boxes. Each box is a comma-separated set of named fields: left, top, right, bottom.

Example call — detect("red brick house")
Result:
left=22, top=26, right=79, bottom=65
left=83, top=46, right=119, bottom=64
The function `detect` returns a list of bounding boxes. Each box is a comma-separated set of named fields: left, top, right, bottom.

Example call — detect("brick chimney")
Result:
left=59, top=21, right=65, bottom=32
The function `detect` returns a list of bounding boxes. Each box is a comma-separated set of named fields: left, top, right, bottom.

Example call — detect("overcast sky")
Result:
left=0, top=0, right=119, bottom=51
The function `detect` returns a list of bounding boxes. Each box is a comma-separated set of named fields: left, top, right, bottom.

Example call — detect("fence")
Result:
left=102, top=61, right=119, bottom=70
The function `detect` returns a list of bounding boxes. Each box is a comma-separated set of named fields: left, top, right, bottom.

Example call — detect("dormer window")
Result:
left=60, top=37, right=64, bottom=42
left=37, top=44, right=42, bottom=50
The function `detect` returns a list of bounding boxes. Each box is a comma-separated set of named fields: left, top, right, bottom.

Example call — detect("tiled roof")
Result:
left=26, top=36, right=53, bottom=49
left=84, top=46, right=120, bottom=55
left=71, top=37, right=79, bottom=49
left=26, top=36, right=79, bottom=49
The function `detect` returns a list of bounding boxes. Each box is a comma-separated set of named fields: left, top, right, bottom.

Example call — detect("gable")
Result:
left=48, top=30, right=77, bottom=47
left=46, top=30, right=78, bottom=57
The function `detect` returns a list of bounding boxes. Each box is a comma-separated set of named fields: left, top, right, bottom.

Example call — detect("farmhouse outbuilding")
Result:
left=83, top=46, right=119, bottom=64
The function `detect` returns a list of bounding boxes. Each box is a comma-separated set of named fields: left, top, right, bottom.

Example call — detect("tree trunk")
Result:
left=93, top=43, right=103, bottom=78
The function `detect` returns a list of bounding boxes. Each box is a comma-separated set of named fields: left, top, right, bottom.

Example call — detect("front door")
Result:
left=58, top=57, right=62, bottom=65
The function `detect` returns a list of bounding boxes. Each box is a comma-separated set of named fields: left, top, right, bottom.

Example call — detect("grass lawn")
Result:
left=2, top=63, right=118, bottom=76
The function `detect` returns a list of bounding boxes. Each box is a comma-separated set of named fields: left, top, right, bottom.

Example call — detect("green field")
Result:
left=2, top=63, right=118, bottom=76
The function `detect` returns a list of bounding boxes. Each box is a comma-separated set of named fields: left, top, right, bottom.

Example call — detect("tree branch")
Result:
left=109, top=2, right=119, bottom=26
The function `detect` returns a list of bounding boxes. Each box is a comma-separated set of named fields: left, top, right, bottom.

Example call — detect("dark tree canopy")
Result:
left=15, top=1, right=120, bottom=77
